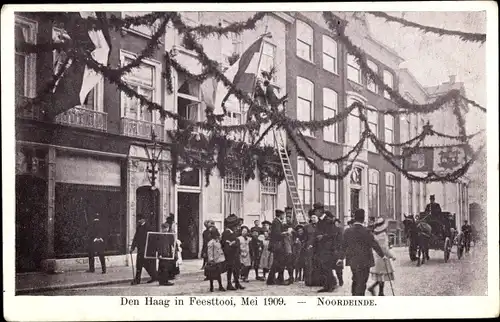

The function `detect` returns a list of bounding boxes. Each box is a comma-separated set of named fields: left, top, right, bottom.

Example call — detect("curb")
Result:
left=16, top=270, right=202, bottom=295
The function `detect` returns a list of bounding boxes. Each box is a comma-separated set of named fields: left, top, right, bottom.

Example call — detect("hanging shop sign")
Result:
left=403, top=145, right=468, bottom=174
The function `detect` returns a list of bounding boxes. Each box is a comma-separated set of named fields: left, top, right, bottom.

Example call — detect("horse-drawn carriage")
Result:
left=403, top=211, right=459, bottom=266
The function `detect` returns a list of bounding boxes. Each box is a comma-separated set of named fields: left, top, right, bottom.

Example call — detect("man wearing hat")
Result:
left=130, top=214, right=157, bottom=285
left=342, top=209, right=385, bottom=296
left=261, top=220, right=272, bottom=232
left=87, top=212, right=107, bottom=274
left=221, top=214, right=245, bottom=290
left=315, top=204, right=340, bottom=292
left=425, top=195, right=446, bottom=239
left=266, top=209, right=289, bottom=285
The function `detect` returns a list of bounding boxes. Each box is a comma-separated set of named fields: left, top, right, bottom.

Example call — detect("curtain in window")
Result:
left=225, top=191, right=242, bottom=218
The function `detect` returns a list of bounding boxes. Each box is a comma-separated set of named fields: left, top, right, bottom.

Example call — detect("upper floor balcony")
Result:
left=120, top=117, right=165, bottom=142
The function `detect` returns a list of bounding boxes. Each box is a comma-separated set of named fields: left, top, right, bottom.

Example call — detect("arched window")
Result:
left=323, top=162, right=338, bottom=216
left=322, top=35, right=337, bottom=73
left=368, top=169, right=379, bottom=218
left=385, top=172, right=396, bottom=219
left=297, top=77, right=314, bottom=137
left=323, top=88, right=338, bottom=142
left=383, top=70, right=394, bottom=99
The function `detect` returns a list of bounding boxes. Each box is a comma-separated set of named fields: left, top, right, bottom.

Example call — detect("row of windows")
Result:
left=297, top=158, right=397, bottom=219
left=297, top=77, right=395, bottom=150
left=296, top=18, right=395, bottom=99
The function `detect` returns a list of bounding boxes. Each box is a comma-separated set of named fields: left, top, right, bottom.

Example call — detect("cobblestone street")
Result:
left=38, top=246, right=487, bottom=296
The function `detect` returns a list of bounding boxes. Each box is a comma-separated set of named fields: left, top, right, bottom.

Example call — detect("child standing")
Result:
left=205, top=228, right=227, bottom=292
left=293, top=225, right=306, bottom=282
left=238, top=226, right=252, bottom=282
left=367, top=217, right=396, bottom=296
left=259, top=230, right=273, bottom=280
left=249, top=227, right=265, bottom=281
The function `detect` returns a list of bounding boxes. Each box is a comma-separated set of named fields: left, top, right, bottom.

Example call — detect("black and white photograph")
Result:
left=2, top=2, right=498, bottom=321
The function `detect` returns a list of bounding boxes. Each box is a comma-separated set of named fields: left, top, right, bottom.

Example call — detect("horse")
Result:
left=403, top=215, right=431, bottom=267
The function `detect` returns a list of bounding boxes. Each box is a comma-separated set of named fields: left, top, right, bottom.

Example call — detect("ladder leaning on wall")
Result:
left=272, top=128, right=307, bottom=225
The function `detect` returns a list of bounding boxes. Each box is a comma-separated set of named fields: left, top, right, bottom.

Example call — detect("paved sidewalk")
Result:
left=16, top=259, right=204, bottom=295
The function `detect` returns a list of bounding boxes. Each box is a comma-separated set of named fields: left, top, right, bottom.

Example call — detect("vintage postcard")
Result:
left=2, top=2, right=498, bottom=321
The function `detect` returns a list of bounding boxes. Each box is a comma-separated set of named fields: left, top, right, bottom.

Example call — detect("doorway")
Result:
left=136, top=186, right=160, bottom=232
left=177, top=192, right=200, bottom=259
left=16, top=175, right=47, bottom=272
left=350, top=188, right=360, bottom=217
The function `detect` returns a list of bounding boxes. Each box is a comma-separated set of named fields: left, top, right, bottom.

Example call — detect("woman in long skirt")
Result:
left=368, top=217, right=396, bottom=296
left=259, top=230, right=273, bottom=280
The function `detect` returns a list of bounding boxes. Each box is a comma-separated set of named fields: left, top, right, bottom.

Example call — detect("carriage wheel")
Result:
left=444, top=237, right=451, bottom=262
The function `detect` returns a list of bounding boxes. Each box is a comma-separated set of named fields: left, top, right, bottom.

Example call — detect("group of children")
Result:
left=202, top=218, right=307, bottom=292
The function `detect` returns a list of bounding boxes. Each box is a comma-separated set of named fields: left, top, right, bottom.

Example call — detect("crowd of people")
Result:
left=200, top=203, right=397, bottom=296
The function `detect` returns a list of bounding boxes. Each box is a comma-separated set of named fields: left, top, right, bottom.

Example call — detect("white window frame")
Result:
left=368, top=169, right=380, bottom=218
left=346, top=94, right=367, bottom=147
left=220, top=19, right=243, bottom=67
left=383, top=70, right=394, bottom=99
left=367, top=106, right=378, bottom=152
left=297, top=77, right=314, bottom=138
left=224, top=171, right=244, bottom=217
left=322, top=35, right=337, bottom=74
left=297, top=157, right=314, bottom=208
left=120, top=50, right=162, bottom=123
left=259, top=41, right=278, bottom=84
left=367, top=60, right=378, bottom=93
left=296, top=20, right=313, bottom=62
left=384, top=114, right=395, bottom=153
left=347, top=54, right=361, bottom=84
left=322, top=88, right=338, bottom=143
left=323, top=161, right=338, bottom=217
left=385, top=172, right=396, bottom=220
left=15, top=15, right=38, bottom=99
left=260, top=178, right=278, bottom=221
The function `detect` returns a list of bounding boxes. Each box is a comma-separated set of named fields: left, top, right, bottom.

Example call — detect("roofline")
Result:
left=400, top=68, right=429, bottom=96
left=271, top=12, right=294, bottom=24
left=365, top=34, right=405, bottom=64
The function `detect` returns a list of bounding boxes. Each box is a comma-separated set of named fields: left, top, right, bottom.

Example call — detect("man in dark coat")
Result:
left=342, top=209, right=385, bottom=296
left=425, top=195, right=445, bottom=238
left=315, top=206, right=338, bottom=292
left=332, top=218, right=345, bottom=286
left=130, top=214, right=157, bottom=285
left=221, top=214, right=245, bottom=290
left=266, top=209, right=289, bottom=285
left=87, top=212, right=107, bottom=274
left=461, top=220, right=472, bottom=252
left=304, top=209, right=320, bottom=286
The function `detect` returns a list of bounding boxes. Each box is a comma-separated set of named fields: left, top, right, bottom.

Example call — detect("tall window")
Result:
left=15, top=15, right=37, bottom=100
left=224, top=171, right=243, bottom=218
left=53, top=27, right=102, bottom=112
left=347, top=54, right=361, bottom=84
left=220, top=19, right=243, bottom=66
left=367, top=108, right=378, bottom=152
left=367, top=60, right=378, bottom=93
left=323, top=162, right=338, bottom=216
left=384, top=114, right=395, bottom=153
left=297, top=77, right=314, bottom=137
left=369, top=169, right=379, bottom=218
left=322, top=35, right=337, bottom=74
left=296, top=20, right=313, bottom=62
left=415, top=181, right=421, bottom=214
left=223, top=96, right=242, bottom=140
left=386, top=172, right=396, bottom=219
left=383, top=70, right=394, bottom=99
left=260, top=42, right=277, bottom=83
left=347, top=97, right=365, bottom=147
left=261, top=178, right=278, bottom=222
left=323, top=88, right=338, bottom=142
left=121, top=54, right=159, bottom=123
left=408, top=181, right=413, bottom=215
left=177, top=73, right=201, bottom=130
left=297, top=157, right=313, bottom=209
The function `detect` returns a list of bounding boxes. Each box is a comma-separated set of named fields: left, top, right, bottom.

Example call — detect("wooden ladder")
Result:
left=273, top=128, right=307, bottom=224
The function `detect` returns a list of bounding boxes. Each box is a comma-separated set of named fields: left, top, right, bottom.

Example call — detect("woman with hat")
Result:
left=201, top=220, right=215, bottom=271
left=367, top=217, right=396, bottom=296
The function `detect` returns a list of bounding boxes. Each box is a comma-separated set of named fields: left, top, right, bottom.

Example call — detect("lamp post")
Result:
left=144, top=128, right=163, bottom=229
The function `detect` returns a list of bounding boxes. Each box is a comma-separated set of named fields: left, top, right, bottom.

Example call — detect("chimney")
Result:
left=449, top=75, right=456, bottom=84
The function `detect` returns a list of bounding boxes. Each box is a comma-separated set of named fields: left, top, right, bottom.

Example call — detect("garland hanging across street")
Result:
left=18, top=11, right=487, bottom=185
left=367, top=11, right=486, bottom=44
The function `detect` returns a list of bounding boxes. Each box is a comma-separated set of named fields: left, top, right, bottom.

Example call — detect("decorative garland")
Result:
left=367, top=11, right=486, bottom=44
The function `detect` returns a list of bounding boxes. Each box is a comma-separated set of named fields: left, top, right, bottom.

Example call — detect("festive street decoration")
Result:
left=367, top=11, right=486, bottom=44
left=16, top=11, right=487, bottom=185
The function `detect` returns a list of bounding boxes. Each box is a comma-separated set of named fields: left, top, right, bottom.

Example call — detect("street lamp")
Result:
left=144, top=128, right=163, bottom=189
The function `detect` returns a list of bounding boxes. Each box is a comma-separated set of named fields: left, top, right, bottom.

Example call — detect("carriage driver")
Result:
left=424, top=195, right=447, bottom=238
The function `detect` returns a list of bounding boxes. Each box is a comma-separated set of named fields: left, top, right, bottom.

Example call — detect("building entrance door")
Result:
left=350, top=188, right=361, bottom=217
left=177, top=192, right=200, bottom=259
